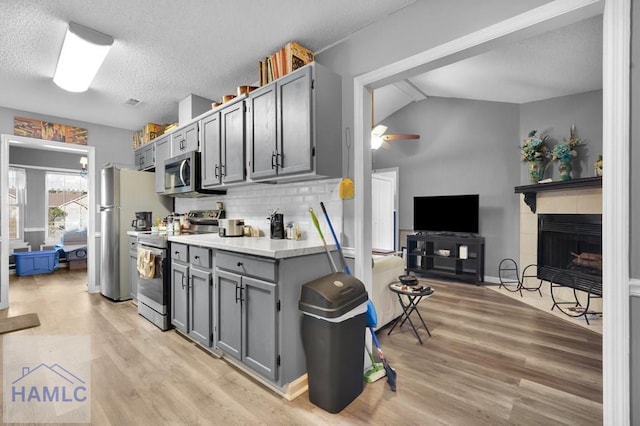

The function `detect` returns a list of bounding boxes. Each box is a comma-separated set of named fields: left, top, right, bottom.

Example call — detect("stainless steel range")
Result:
left=137, top=233, right=170, bottom=330
left=136, top=208, right=224, bottom=331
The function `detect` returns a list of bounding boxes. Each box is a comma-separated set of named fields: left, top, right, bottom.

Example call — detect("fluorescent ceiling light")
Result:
left=53, top=22, right=114, bottom=93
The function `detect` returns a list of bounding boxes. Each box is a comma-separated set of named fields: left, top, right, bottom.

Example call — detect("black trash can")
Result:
left=299, top=272, right=369, bottom=413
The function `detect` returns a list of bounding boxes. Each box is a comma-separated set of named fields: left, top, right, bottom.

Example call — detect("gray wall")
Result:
left=519, top=90, right=603, bottom=182
left=373, top=96, right=520, bottom=278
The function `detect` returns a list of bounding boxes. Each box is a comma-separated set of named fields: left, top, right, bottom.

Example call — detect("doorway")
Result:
left=352, top=1, right=628, bottom=422
left=1, top=134, right=97, bottom=309
left=371, top=168, right=398, bottom=251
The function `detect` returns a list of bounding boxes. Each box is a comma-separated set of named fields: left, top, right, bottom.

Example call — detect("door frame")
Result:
left=1, top=134, right=98, bottom=308
left=352, top=0, right=628, bottom=422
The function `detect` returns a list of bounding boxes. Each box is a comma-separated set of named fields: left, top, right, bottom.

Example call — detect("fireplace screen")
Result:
left=537, top=214, right=602, bottom=287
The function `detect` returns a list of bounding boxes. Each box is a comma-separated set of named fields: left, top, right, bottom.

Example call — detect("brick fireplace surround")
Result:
left=519, top=183, right=603, bottom=314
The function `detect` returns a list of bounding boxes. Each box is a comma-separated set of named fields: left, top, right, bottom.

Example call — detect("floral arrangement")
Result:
left=594, top=155, right=603, bottom=176
left=521, top=130, right=549, bottom=162
left=552, top=125, right=581, bottom=163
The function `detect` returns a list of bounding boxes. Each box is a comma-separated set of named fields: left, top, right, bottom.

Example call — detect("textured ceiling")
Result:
left=0, top=0, right=414, bottom=130
left=0, top=2, right=603, bottom=133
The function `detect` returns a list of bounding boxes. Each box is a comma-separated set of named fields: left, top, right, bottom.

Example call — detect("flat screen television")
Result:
left=413, top=194, right=479, bottom=234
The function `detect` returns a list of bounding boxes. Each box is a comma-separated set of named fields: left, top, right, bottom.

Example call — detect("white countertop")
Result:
left=167, top=233, right=335, bottom=259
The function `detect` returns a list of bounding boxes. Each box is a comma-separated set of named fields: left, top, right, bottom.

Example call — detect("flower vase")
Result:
left=528, top=160, right=544, bottom=184
left=558, top=161, right=572, bottom=181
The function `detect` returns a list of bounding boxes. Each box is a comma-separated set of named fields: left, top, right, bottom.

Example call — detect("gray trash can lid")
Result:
left=299, top=272, right=368, bottom=318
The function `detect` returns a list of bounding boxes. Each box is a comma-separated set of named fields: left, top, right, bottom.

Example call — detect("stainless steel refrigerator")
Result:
left=100, top=166, right=172, bottom=301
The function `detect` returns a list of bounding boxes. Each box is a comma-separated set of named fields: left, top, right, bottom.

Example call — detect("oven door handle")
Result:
left=137, top=246, right=165, bottom=257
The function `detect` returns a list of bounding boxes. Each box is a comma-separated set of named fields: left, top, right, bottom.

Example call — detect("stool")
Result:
left=387, top=283, right=434, bottom=344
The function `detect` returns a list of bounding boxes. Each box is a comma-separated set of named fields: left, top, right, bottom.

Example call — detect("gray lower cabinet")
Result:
left=170, top=243, right=214, bottom=347
left=188, top=246, right=213, bottom=347
left=216, top=259, right=278, bottom=381
left=128, top=236, right=138, bottom=303
left=171, top=243, right=189, bottom=333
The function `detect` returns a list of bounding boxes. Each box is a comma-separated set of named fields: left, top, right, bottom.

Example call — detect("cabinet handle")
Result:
left=276, top=152, right=282, bottom=168
left=221, top=164, right=226, bottom=177
left=214, top=164, right=219, bottom=178
left=235, top=284, right=240, bottom=303
left=237, top=262, right=243, bottom=267
left=239, top=285, right=245, bottom=303
left=271, top=152, right=276, bottom=169
left=194, top=255, right=200, bottom=260
left=181, top=275, right=186, bottom=290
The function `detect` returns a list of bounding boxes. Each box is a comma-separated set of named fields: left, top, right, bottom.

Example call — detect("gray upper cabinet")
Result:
left=200, top=111, right=222, bottom=187
left=154, top=135, right=171, bottom=194
left=247, top=63, right=342, bottom=182
left=221, top=100, right=246, bottom=184
left=171, top=121, right=199, bottom=156
left=134, top=142, right=155, bottom=171
left=201, top=98, right=246, bottom=188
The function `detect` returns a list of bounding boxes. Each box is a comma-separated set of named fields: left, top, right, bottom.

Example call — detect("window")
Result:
left=8, top=168, right=26, bottom=240
left=46, top=172, right=88, bottom=241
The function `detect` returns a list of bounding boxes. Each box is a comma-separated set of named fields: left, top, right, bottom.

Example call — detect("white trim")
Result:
left=602, top=0, right=630, bottom=422
left=1, top=135, right=98, bottom=306
left=24, top=227, right=46, bottom=232
left=353, top=0, right=626, bottom=423
left=10, top=163, right=84, bottom=174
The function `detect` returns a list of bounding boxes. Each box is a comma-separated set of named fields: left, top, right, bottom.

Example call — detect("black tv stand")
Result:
left=406, top=233, right=485, bottom=284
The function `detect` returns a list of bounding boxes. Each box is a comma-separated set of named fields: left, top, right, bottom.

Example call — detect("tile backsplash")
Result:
left=174, top=178, right=343, bottom=243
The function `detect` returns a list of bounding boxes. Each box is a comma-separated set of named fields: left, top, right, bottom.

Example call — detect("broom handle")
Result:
left=320, top=202, right=351, bottom=275
left=309, top=208, right=338, bottom=273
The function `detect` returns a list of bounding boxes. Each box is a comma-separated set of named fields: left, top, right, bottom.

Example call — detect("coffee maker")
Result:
left=132, top=211, right=152, bottom=231
left=270, top=213, right=284, bottom=239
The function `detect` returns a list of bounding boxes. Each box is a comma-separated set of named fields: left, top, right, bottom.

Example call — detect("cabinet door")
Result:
left=200, top=112, right=222, bottom=187
left=277, top=66, right=313, bottom=176
left=242, top=276, right=278, bottom=381
left=171, top=261, right=189, bottom=333
left=189, top=267, right=212, bottom=346
left=154, top=135, right=170, bottom=193
left=129, top=251, right=138, bottom=302
left=171, top=122, right=199, bottom=156
left=135, top=143, right=155, bottom=171
left=215, top=269, right=242, bottom=360
left=247, top=84, right=277, bottom=180
left=221, top=101, right=245, bottom=184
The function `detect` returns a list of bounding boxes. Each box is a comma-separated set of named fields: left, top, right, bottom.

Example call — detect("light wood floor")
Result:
left=2, top=270, right=602, bottom=425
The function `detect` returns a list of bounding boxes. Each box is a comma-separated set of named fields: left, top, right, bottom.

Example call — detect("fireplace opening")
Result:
left=537, top=214, right=602, bottom=290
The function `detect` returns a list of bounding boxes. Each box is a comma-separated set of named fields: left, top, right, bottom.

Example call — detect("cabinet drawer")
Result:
left=217, top=251, right=276, bottom=282
left=190, top=246, right=212, bottom=269
left=128, top=236, right=138, bottom=252
left=171, top=243, right=188, bottom=262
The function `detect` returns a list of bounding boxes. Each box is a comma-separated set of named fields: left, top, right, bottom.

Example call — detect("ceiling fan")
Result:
left=371, top=92, right=420, bottom=149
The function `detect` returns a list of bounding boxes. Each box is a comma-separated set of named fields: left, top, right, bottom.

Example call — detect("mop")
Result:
left=317, top=202, right=397, bottom=391
left=364, top=300, right=386, bottom=383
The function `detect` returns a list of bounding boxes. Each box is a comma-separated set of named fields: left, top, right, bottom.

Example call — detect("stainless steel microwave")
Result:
left=164, top=151, right=225, bottom=197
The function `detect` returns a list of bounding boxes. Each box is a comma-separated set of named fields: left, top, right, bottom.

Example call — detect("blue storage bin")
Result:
left=13, top=250, right=58, bottom=276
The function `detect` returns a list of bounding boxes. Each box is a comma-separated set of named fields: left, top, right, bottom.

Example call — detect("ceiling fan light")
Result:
left=53, top=22, right=113, bottom=93
left=371, top=134, right=383, bottom=150
left=371, top=124, right=388, bottom=137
